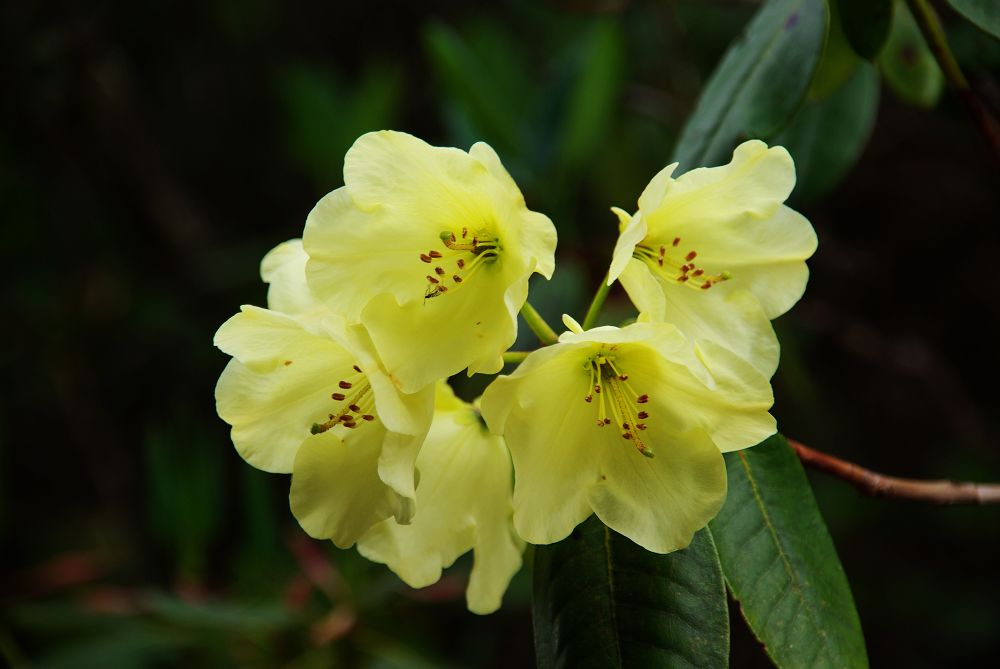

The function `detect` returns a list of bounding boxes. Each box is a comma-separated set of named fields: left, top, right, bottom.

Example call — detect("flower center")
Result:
left=584, top=349, right=653, bottom=458
left=310, top=364, right=377, bottom=434
left=634, top=236, right=731, bottom=290
left=419, top=227, right=501, bottom=299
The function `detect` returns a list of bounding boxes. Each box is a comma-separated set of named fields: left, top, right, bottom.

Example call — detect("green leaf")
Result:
left=836, top=0, right=894, bottom=59
left=806, top=0, right=863, bottom=101
left=673, top=0, right=827, bottom=170
left=709, top=435, right=868, bottom=669
left=423, top=22, right=525, bottom=152
left=533, top=518, right=729, bottom=669
left=946, top=0, right=1000, bottom=40
left=878, top=0, right=944, bottom=108
left=777, top=62, right=880, bottom=202
left=556, top=20, right=624, bottom=171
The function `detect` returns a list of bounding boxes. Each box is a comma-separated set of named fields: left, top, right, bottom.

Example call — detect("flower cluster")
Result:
left=214, top=131, right=816, bottom=613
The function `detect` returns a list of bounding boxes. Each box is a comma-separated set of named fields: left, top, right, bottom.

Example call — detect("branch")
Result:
left=905, top=0, right=1000, bottom=166
left=789, top=439, right=1000, bottom=505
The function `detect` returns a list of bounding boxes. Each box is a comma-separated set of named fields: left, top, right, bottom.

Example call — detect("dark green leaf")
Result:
left=423, top=23, right=525, bottom=152
left=533, top=518, right=729, bottom=669
left=709, top=435, right=868, bottom=669
left=878, top=0, right=944, bottom=108
left=556, top=20, right=625, bottom=171
left=947, top=0, right=1000, bottom=40
left=777, top=63, right=880, bottom=202
left=673, top=0, right=827, bottom=170
left=836, top=0, right=894, bottom=59
left=806, top=0, right=862, bottom=101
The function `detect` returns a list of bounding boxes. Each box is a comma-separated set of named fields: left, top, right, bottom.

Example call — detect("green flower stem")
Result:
left=581, top=274, right=612, bottom=331
left=905, top=0, right=1000, bottom=161
left=520, top=302, right=559, bottom=346
left=502, top=351, right=530, bottom=365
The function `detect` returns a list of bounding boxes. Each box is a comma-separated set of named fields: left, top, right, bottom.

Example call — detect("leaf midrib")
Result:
left=736, top=450, right=833, bottom=668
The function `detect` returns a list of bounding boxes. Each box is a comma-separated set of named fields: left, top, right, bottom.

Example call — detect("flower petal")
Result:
left=588, top=428, right=726, bottom=553
left=360, top=266, right=527, bottom=392
left=290, top=430, right=411, bottom=548
left=214, top=306, right=355, bottom=473
left=608, top=212, right=648, bottom=284
left=621, top=262, right=781, bottom=378
left=481, top=342, right=601, bottom=545
left=358, top=385, right=523, bottom=614
left=260, top=239, right=318, bottom=316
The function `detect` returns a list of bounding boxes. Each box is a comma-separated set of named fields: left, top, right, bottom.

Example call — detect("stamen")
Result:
left=339, top=381, right=352, bottom=389
left=435, top=266, right=446, bottom=276
left=420, top=253, right=432, bottom=263
left=672, top=237, right=680, bottom=246
left=331, top=392, right=346, bottom=401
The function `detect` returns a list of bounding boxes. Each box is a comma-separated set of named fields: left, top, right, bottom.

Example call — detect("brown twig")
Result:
left=789, top=439, right=1000, bottom=505
left=905, top=0, right=1000, bottom=167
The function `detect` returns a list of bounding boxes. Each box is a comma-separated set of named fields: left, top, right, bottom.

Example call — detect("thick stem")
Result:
left=502, top=351, right=530, bottom=365
left=520, top=302, right=559, bottom=346
left=905, top=0, right=1000, bottom=165
left=582, top=274, right=612, bottom=331
left=790, top=439, right=1000, bottom=505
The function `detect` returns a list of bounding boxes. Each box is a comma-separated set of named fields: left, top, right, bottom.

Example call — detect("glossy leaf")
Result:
left=807, top=0, right=863, bottom=102
left=878, top=0, right=944, bottom=108
left=709, top=435, right=868, bottom=669
left=837, top=0, right=894, bottom=59
left=777, top=63, right=880, bottom=202
left=947, top=0, right=1000, bottom=40
left=673, top=0, right=827, bottom=170
left=533, top=517, right=729, bottom=669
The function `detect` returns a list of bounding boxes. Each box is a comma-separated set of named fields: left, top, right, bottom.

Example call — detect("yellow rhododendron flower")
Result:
left=214, top=240, right=434, bottom=548
left=608, top=140, right=818, bottom=377
left=480, top=316, right=776, bottom=554
left=303, top=130, right=557, bottom=393
left=358, top=382, right=523, bottom=615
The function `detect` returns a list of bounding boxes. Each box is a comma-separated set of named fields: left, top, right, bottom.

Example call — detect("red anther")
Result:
left=435, top=266, right=446, bottom=275
left=677, top=275, right=689, bottom=282
left=658, top=259, right=664, bottom=266
left=428, top=250, right=442, bottom=259
left=692, top=269, right=704, bottom=277
left=622, top=432, right=633, bottom=440
left=685, top=250, right=697, bottom=261
left=659, top=245, right=666, bottom=256
left=362, top=415, right=375, bottom=421
left=637, top=411, right=648, bottom=419
left=701, top=282, right=712, bottom=290
left=585, top=395, right=593, bottom=403
left=457, top=259, right=466, bottom=269
left=339, top=381, right=353, bottom=389
left=597, top=419, right=606, bottom=427
left=453, top=275, right=463, bottom=283
left=604, top=418, right=612, bottom=425
left=462, top=227, right=468, bottom=238
left=420, top=254, right=432, bottom=263
left=636, top=423, right=647, bottom=430
left=622, top=422, right=630, bottom=430
left=672, top=237, right=680, bottom=246
left=680, top=264, right=690, bottom=273
left=618, top=374, right=628, bottom=380
left=331, top=392, right=346, bottom=401
left=594, top=384, right=602, bottom=394
left=636, top=394, right=649, bottom=403
left=349, top=404, right=361, bottom=412
left=353, top=364, right=362, bottom=373
left=438, top=285, right=449, bottom=293
left=427, top=275, right=439, bottom=284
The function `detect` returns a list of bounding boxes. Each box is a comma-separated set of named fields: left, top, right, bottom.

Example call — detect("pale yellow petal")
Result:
left=589, top=428, right=726, bottom=553
left=260, top=239, right=320, bottom=316
left=303, top=187, right=433, bottom=319
left=481, top=343, right=601, bottom=545
left=618, top=258, right=668, bottom=322
left=361, top=266, right=528, bottom=393
left=358, top=396, right=523, bottom=614
left=290, top=430, right=410, bottom=548
left=214, top=306, right=355, bottom=473
left=647, top=141, right=795, bottom=235
left=608, top=213, right=648, bottom=284
left=637, top=162, right=678, bottom=212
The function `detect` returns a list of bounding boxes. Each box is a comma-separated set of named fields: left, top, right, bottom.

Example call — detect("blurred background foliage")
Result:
left=2, top=0, right=999, bottom=666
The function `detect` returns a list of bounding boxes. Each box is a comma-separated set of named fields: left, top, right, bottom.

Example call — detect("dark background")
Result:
left=2, top=0, right=998, bottom=666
